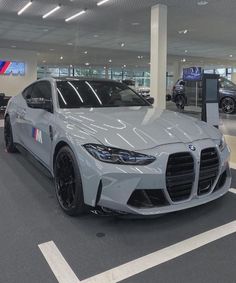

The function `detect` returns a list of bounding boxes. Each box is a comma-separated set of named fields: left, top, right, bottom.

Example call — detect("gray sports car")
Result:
left=4, top=78, right=231, bottom=216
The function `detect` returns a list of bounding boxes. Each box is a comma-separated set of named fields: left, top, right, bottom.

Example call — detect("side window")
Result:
left=22, top=85, right=33, bottom=99
left=31, top=81, right=52, bottom=101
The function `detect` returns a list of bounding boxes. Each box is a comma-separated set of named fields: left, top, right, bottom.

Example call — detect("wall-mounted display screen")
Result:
left=183, top=67, right=202, bottom=81
left=0, top=60, right=25, bottom=76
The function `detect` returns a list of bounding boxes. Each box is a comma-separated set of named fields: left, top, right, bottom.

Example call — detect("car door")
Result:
left=14, top=85, right=34, bottom=145
left=22, top=81, right=54, bottom=168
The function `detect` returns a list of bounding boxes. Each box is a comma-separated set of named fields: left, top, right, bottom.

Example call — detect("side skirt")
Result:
left=15, top=143, right=53, bottom=179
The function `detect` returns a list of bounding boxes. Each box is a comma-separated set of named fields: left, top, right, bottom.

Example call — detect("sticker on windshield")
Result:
left=32, top=128, right=43, bottom=144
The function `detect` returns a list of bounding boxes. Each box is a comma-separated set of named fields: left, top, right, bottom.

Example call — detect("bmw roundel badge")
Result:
left=189, top=145, right=196, bottom=151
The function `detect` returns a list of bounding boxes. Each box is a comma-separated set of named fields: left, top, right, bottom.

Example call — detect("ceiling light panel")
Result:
left=65, top=10, right=86, bottom=22
left=97, top=0, right=110, bottom=6
left=18, top=1, right=32, bottom=15
left=43, top=5, right=61, bottom=19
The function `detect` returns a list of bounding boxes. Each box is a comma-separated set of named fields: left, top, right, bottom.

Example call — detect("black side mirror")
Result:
left=146, top=97, right=154, bottom=105
left=166, top=94, right=171, bottom=101
left=27, top=98, right=53, bottom=112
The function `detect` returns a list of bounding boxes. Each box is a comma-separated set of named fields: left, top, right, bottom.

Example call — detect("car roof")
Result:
left=53, top=77, right=116, bottom=83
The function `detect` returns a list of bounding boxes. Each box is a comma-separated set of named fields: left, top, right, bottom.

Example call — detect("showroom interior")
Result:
left=1, top=0, right=236, bottom=282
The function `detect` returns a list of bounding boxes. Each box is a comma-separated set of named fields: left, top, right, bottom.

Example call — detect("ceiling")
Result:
left=0, top=0, right=236, bottom=67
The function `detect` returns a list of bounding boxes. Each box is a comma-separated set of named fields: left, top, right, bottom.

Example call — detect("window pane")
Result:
left=57, top=80, right=149, bottom=109
left=32, top=82, right=52, bottom=100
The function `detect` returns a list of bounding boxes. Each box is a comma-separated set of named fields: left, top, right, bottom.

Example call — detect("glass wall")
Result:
left=37, top=65, right=151, bottom=87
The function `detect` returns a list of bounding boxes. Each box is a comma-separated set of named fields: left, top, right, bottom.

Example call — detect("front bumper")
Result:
left=80, top=139, right=231, bottom=216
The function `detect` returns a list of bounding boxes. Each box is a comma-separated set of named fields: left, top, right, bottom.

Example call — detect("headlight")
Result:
left=219, top=135, right=226, bottom=151
left=83, top=144, right=156, bottom=165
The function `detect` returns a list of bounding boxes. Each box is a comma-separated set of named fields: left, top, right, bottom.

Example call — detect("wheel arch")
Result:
left=220, top=95, right=236, bottom=107
left=53, top=140, right=71, bottom=168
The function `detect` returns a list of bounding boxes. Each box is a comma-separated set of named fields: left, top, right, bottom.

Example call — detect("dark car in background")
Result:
left=172, top=77, right=236, bottom=114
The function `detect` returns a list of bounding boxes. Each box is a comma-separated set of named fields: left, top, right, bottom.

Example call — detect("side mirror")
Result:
left=146, top=97, right=154, bottom=105
left=166, top=94, right=171, bottom=101
left=27, top=97, right=53, bottom=112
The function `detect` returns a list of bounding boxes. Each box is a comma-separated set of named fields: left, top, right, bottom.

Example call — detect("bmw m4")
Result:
left=4, top=78, right=231, bottom=216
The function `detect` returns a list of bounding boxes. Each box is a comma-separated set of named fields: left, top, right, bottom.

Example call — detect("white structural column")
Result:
left=231, top=72, right=236, bottom=84
left=150, top=4, right=167, bottom=109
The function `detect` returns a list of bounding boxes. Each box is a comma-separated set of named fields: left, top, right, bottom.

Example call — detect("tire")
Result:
left=4, top=116, right=17, bottom=153
left=175, top=95, right=185, bottom=110
left=221, top=97, right=236, bottom=114
left=54, top=146, right=86, bottom=216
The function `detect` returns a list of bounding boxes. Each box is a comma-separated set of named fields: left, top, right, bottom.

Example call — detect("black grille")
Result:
left=198, top=148, right=219, bottom=195
left=127, top=190, right=167, bottom=208
left=166, top=152, right=194, bottom=202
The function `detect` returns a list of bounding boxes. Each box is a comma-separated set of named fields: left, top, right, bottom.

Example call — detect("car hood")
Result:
left=60, top=107, right=221, bottom=151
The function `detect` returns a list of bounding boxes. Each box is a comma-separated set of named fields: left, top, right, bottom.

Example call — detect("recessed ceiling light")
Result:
left=43, top=60, right=46, bottom=63
left=97, top=0, right=110, bottom=6
left=60, top=56, right=64, bottom=60
left=18, top=0, right=32, bottom=15
left=185, top=50, right=188, bottom=53
left=108, top=59, right=112, bottom=63
left=43, top=29, right=49, bottom=32
left=181, top=58, right=186, bottom=62
left=178, top=29, right=188, bottom=34
left=229, top=54, right=233, bottom=58
left=120, top=42, right=125, bottom=47
left=84, top=51, right=88, bottom=54
left=131, top=22, right=140, bottom=26
left=65, top=10, right=86, bottom=22
left=85, top=62, right=90, bottom=66
left=197, top=1, right=209, bottom=6
left=93, top=34, right=99, bottom=38
left=138, top=55, right=144, bottom=59
left=11, top=45, right=16, bottom=48
left=67, top=42, right=73, bottom=46
left=43, top=5, right=61, bottom=19
left=49, top=48, right=55, bottom=51
left=123, top=64, right=127, bottom=68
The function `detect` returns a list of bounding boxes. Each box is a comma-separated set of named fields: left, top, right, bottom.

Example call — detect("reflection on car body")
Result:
left=4, top=78, right=231, bottom=216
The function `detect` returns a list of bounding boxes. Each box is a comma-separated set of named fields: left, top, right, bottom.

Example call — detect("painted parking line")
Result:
left=39, top=241, right=81, bottom=283
left=39, top=220, right=236, bottom=283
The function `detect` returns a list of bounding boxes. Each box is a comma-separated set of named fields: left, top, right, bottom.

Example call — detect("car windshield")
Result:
left=219, top=78, right=236, bottom=89
left=56, top=80, right=150, bottom=108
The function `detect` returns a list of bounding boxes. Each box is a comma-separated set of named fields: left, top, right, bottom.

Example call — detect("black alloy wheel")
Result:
left=54, top=146, right=86, bottom=216
left=4, top=116, right=17, bottom=153
left=221, top=97, right=235, bottom=114
left=176, top=95, right=185, bottom=110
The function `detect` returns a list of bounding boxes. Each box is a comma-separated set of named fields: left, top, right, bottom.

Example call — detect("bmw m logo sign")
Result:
left=0, top=60, right=25, bottom=76
left=189, top=145, right=196, bottom=151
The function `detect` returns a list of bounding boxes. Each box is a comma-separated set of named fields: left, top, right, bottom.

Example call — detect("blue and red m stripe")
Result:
left=0, top=61, right=11, bottom=75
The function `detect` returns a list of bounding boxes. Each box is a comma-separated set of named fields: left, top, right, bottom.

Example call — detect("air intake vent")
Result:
left=198, top=148, right=219, bottom=195
left=166, top=152, right=194, bottom=202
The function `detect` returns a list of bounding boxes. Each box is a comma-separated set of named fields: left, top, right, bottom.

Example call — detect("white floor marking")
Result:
left=38, top=241, right=80, bottom=283
left=229, top=188, right=236, bottom=194
left=82, top=220, right=236, bottom=283
left=40, top=221, right=236, bottom=283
